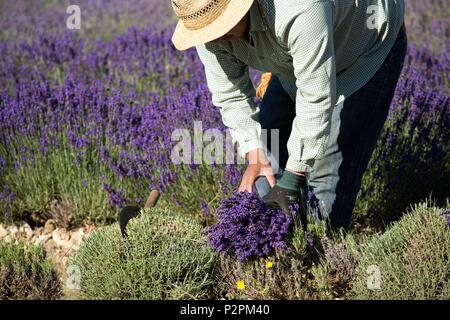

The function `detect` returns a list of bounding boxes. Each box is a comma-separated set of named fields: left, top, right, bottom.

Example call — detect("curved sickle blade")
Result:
left=119, top=205, right=141, bottom=238
left=119, top=190, right=160, bottom=238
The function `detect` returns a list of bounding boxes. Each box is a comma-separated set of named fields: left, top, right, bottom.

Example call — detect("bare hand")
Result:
left=238, top=148, right=276, bottom=192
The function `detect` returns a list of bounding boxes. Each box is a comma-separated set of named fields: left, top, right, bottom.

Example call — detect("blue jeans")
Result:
left=256, top=24, right=407, bottom=230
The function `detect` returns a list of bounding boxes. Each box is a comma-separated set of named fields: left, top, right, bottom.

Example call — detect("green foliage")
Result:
left=350, top=201, right=450, bottom=299
left=71, top=207, right=217, bottom=299
left=0, top=241, right=62, bottom=300
left=0, top=133, right=116, bottom=225
left=213, top=252, right=308, bottom=300
left=311, top=234, right=360, bottom=298
left=156, top=163, right=243, bottom=224
left=212, top=223, right=329, bottom=300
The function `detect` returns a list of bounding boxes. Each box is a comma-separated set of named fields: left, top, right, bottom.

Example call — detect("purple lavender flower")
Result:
left=102, top=182, right=127, bottom=208
left=205, top=192, right=293, bottom=261
left=0, top=157, right=6, bottom=169
left=441, top=210, right=450, bottom=227
left=200, top=200, right=211, bottom=219
left=304, top=230, right=314, bottom=247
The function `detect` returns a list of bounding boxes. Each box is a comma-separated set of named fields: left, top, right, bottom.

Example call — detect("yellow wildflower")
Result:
left=266, top=261, right=273, bottom=269
left=236, top=280, right=245, bottom=290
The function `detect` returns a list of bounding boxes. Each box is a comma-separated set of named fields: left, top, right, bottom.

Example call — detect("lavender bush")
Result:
left=0, top=241, right=62, bottom=300
left=351, top=201, right=450, bottom=300
left=353, top=43, right=450, bottom=228
left=72, top=207, right=217, bottom=299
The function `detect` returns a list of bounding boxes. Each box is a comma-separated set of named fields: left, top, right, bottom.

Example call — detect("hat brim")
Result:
left=172, top=0, right=255, bottom=51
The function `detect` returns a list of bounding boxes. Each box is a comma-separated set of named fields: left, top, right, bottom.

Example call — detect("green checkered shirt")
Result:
left=196, top=0, right=405, bottom=172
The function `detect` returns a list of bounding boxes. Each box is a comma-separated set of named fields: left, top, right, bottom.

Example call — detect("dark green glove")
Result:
left=262, top=170, right=308, bottom=228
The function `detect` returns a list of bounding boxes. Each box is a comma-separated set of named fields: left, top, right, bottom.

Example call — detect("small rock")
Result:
left=44, top=219, right=56, bottom=234
left=34, top=227, right=43, bottom=237
left=69, top=229, right=85, bottom=246
left=25, top=232, right=33, bottom=241
left=60, top=228, right=70, bottom=242
left=8, top=225, right=18, bottom=236
left=19, top=223, right=29, bottom=230
left=37, top=234, right=52, bottom=245
left=52, top=229, right=64, bottom=247
left=21, top=223, right=33, bottom=240
left=0, top=225, right=7, bottom=239
left=44, top=238, right=57, bottom=252
left=61, top=256, right=69, bottom=266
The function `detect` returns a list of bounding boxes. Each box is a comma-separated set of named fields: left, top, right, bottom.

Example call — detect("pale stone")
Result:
left=8, top=225, right=18, bottom=236
left=52, top=229, right=62, bottom=246
left=0, top=225, right=7, bottom=239
left=69, top=229, right=85, bottom=246
left=61, top=256, right=69, bottom=266
left=37, top=234, right=52, bottom=245
left=44, top=238, right=57, bottom=252
left=22, top=223, right=33, bottom=240
left=34, top=227, right=43, bottom=236
left=44, top=219, right=56, bottom=234
left=60, top=228, right=70, bottom=241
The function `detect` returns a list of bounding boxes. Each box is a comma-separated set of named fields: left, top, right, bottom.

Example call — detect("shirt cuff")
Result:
left=286, top=157, right=314, bottom=174
left=237, top=137, right=265, bottom=158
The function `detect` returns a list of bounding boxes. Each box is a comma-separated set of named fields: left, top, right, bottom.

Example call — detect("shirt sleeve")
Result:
left=196, top=43, right=264, bottom=158
left=283, top=1, right=337, bottom=173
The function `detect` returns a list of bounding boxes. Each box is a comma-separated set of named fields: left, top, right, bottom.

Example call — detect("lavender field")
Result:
left=0, top=0, right=449, bottom=300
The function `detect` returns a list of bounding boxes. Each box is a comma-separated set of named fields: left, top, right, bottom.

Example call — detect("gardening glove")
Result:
left=262, top=170, right=308, bottom=228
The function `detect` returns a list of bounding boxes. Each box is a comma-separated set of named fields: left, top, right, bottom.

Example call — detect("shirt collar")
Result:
left=249, top=0, right=267, bottom=33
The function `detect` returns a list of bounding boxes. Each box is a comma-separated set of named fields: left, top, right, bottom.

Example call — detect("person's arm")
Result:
left=282, top=1, right=337, bottom=174
left=196, top=43, right=264, bottom=157
left=196, top=42, right=276, bottom=191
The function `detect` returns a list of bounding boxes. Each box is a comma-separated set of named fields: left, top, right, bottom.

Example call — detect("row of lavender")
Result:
left=0, top=22, right=243, bottom=223
left=0, top=0, right=448, bottom=228
left=354, top=43, right=449, bottom=227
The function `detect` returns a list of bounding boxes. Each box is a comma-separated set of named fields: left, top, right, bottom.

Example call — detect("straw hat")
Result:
left=171, top=0, right=254, bottom=51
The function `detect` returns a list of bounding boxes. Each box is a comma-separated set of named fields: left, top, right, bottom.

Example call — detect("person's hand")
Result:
left=238, top=148, right=276, bottom=192
left=262, top=170, right=308, bottom=228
